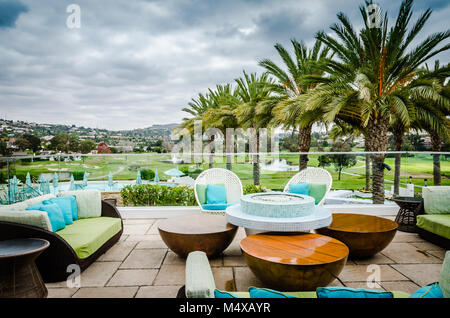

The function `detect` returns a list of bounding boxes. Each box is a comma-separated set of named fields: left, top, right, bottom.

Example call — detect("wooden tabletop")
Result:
left=158, top=214, right=236, bottom=235
left=0, top=238, right=50, bottom=258
left=326, top=213, right=398, bottom=233
left=240, top=233, right=349, bottom=266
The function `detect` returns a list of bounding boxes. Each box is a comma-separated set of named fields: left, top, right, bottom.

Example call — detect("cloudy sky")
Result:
left=1, top=0, right=449, bottom=130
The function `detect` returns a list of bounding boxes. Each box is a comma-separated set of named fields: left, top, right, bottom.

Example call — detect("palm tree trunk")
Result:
left=208, top=135, right=215, bottom=169
left=298, top=123, right=313, bottom=171
left=366, top=119, right=389, bottom=204
left=253, top=133, right=260, bottom=185
left=365, top=143, right=370, bottom=191
left=431, top=132, right=442, bottom=186
left=393, top=132, right=404, bottom=196
left=226, top=135, right=233, bottom=171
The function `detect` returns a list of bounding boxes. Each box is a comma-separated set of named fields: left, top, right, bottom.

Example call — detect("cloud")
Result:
left=0, top=0, right=448, bottom=130
left=0, top=0, right=28, bottom=28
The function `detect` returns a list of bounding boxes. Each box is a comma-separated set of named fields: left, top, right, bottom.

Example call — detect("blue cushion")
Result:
left=66, top=195, right=78, bottom=220
left=202, top=203, right=236, bottom=211
left=27, top=203, right=66, bottom=232
left=289, top=183, right=309, bottom=195
left=214, top=289, right=241, bottom=298
left=316, top=287, right=393, bottom=298
left=206, top=184, right=227, bottom=204
left=409, top=283, right=443, bottom=298
left=44, top=197, right=73, bottom=225
left=249, top=287, right=296, bottom=298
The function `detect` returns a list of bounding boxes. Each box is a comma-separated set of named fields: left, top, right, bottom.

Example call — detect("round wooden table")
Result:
left=316, top=213, right=398, bottom=258
left=0, top=238, right=50, bottom=298
left=158, top=214, right=238, bottom=258
left=240, top=233, right=348, bottom=291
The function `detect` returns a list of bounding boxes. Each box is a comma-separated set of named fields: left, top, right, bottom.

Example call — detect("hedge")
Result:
left=120, top=184, right=196, bottom=206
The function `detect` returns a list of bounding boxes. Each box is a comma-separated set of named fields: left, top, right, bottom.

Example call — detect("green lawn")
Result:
left=3, top=153, right=449, bottom=193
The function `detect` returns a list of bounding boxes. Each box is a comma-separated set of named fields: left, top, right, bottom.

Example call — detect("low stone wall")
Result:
left=101, top=191, right=125, bottom=207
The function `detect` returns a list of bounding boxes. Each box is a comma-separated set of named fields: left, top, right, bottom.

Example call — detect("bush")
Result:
left=120, top=184, right=196, bottom=206
left=140, top=169, right=155, bottom=180
left=72, top=171, right=84, bottom=181
left=243, top=184, right=267, bottom=195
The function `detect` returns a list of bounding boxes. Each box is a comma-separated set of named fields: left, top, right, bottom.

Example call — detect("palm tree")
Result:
left=235, top=71, right=275, bottom=185
left=313, top=0, right=450, bottom=203
left=259, top=39, right=332, bottom=170
left=203, top=84, right=241, bottom=170
left=412, top=61, right=450, bottom=185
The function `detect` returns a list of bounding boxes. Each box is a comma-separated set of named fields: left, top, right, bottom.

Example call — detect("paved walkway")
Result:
left=46, top=216, right=446, bottom=298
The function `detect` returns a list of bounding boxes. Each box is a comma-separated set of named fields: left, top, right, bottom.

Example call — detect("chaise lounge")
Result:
left=416, top=186, right=450, bottom=249
left=0, top=190, right=123, bottom=282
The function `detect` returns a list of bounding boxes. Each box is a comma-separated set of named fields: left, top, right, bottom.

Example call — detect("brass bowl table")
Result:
left=158, top=214, right=238, bottom=258
left=316, top=213, right=398, bottom=258
left=240, top=233, right=349, bottom=291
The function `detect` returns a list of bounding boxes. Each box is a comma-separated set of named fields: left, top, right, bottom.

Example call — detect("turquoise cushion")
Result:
left=66, top=195, right=78, bottom=220
left=214, top=289, right=241, bottom=298
left=249, top=287, right=296, bottom=298
left=316, top=287, right=393, bottom=298
left=308, top=183, right=327, bottom=204
left=289, top=183, right=309, bottom=195
left=27, top=203, right=66, bottom=232
left=206, top=184, right=227, bottom=204
left=45, top=197, right=73, bottom=225
left=410, top=283, right=443, bottom=298
left=202, top=203, right=236, bottom=211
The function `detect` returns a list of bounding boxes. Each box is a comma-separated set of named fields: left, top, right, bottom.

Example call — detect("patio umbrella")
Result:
left=108, top=172, right=114, bottom=188
left=136, top=171, right=142, bottom=185
left=53, top=173, right=59, bottom=189
left=44, top=180, right=51, bottom=194
left=154, top=168, right=159, bottom=183
left=8, top=177, right=17, bottom=203
left=82, top=172, right=89, bottom=186
left=39, top=175, right=46, bottom=194
left=25, top=172, right=32, bottom=188
left=69, top=174, right=76, bottom=191
left=164, top=167, right=185, bottom=177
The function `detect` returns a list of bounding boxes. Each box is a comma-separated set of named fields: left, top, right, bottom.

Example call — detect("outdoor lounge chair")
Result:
left=177, top=251, right=417, bottom=298
left=283, top=167, right=332, bottom=205
left=0, top=192, right=123, bottom=283
left=194, top=168, right=243, bottom=214
left=416, top=186, right=450, bottom=249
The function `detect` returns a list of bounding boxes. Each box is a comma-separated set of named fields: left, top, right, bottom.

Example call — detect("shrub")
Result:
left=243, top=184, right=267, bottom=195
left=72, top=171, right=84, bottom=181
left=120, top=184, right=196, bottom=206
left=140, top=169, right=155, bottom=180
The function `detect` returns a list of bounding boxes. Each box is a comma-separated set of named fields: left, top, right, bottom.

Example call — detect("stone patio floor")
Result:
left=46, top=216, right=446, bottom=298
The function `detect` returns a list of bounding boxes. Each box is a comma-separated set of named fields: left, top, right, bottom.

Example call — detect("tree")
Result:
left=235, top=72, right=275, bottom=185
left=259, top=39, right=332, bottom=170
left=49, top=133, right=80, bottom=153
left=313, top=0, right=450, bottom=203
left=0, top=139, right=11, bottom=156
left=329, top=141, right=357, bottom=180
left=79, top=139, right=96, bottom=154
left=14, top=137, right=31, bottom=151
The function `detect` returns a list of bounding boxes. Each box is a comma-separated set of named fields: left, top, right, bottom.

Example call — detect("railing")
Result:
left=0, top=151, right=448, bottom=205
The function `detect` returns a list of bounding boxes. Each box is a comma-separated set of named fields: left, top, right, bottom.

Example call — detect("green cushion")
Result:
left=422, top=186, right=450, bottom=214
left=308, top=183, right=327, bottom=205
left=416, top=214, right=450, bottom=240
left=440, top=251, right=450, bottom=298
left=56, top=217, right=122, bottom=259
left=196, top=184, right=207, bottom=204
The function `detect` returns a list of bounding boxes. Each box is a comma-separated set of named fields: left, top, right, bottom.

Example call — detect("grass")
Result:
left=3, top=152, right=449, bottom=193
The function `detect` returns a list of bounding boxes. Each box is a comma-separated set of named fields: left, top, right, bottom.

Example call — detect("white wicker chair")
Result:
left=283, top=167, right=333, bottom=206
left=194, top=168, right=243, bottom=214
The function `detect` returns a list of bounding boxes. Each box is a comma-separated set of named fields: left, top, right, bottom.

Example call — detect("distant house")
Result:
left=11, top=151, right=28, bottom=157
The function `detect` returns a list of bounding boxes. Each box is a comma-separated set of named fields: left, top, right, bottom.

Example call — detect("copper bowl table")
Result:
left=0, top=238, right=50, bottom=298
left=158, top=214, right=238, bottom=258
left=240, top=233, right=349, bottom=291
left=316, top=213, right=398, bottom=258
